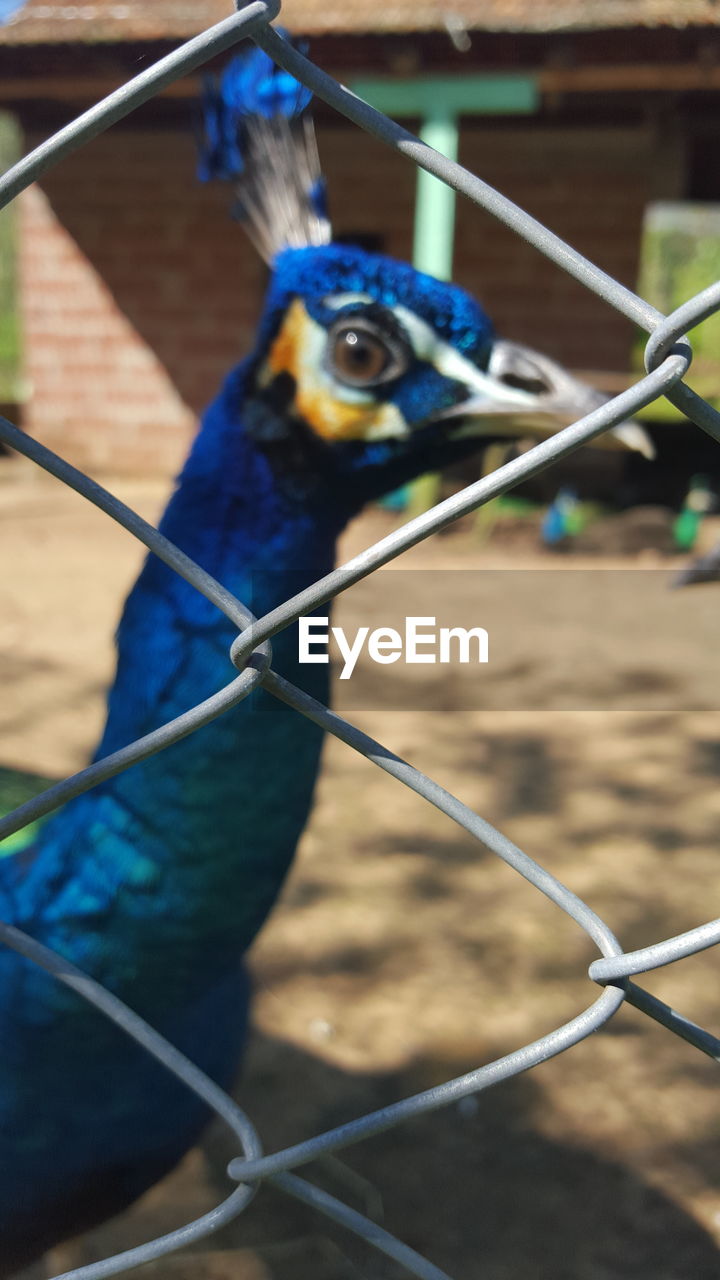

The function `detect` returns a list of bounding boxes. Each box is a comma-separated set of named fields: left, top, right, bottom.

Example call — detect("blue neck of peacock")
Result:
left=100, top=358, right=351, bottom=760
left=21, top=363, right=352, bottom=988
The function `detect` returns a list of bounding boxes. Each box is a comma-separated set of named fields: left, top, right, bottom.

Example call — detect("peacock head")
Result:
left=239, top=242, right=651, bottom=506
left=199, top=43, right=652, bottom=507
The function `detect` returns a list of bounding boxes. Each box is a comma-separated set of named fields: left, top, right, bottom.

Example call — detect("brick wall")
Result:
left=19, top=128, right=267, bottom=475
left=324, top=120, right=657, bottom=367
left=456, top=124, right=658, bottom=371
left=17, top=119, right=662, bottom=476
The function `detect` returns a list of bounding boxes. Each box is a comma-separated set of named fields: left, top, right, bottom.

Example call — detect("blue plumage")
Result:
left=0, top=45, right=654, bottom=1270
left=198, top=36, right=329, bottom=259
left=212, top=42, right=311, bottom=144
left=200, top=50, right=309, bottom=182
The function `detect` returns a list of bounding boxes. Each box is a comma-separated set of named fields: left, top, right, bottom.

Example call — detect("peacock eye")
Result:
left=332, top=328, right=388, bottom=382
left=326, top=315, right=411, bottom=389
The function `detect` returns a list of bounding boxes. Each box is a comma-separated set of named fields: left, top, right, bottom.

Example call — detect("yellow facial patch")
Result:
left=263, top=298, right=408, bottom=443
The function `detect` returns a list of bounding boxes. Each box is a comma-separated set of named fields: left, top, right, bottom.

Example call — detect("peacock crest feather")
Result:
left=198, top=39, right=331, bottom=262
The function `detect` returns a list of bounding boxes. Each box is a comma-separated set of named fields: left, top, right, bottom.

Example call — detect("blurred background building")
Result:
left=2, top=0, right=720, bottom=499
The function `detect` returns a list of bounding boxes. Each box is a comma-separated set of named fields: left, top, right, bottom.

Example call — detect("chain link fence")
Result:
left=1, top=3, right=720, bottom=1276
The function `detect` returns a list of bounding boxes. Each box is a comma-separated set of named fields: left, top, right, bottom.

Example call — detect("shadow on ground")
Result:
left=51, top=1031, right=720, bottom=1280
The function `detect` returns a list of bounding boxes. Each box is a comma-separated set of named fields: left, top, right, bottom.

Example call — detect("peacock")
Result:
left=0, top=40, right=653, bottom=1272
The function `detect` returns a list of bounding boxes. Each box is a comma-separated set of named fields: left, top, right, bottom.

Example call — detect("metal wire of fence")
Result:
left=1, top=3, right=720, bottom=1276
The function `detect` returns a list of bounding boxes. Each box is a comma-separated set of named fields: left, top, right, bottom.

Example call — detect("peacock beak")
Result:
left=435, top=338, right=655, bottom=459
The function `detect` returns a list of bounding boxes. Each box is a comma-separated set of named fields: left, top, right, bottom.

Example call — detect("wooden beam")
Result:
left=3, top=61, right=720, bottom=106
left=0, top=75, right=202, bottom=102
left=539, top=62, right=720, bottom=94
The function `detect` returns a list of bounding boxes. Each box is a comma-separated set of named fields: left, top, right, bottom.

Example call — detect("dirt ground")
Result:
left=2, top=459, right=720, bottom=1280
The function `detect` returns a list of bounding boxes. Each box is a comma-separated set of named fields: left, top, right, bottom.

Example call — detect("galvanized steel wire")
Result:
left=1, top=3, right=720, bottom=1275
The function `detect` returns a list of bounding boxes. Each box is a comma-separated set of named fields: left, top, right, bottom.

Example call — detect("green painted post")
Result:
left=351, top=75, right=538, bottom=516
left=408, top=108, right=459, bottom=515
left=413, top=107, right=459, bottom=281
left=351, top=75, right=538, bottom=119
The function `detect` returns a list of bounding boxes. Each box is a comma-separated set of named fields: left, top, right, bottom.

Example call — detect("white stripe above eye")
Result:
left=325, top=295, right=539, bottom=408
left=390, top=305, right=539, bottom=408
left=322, top=292, right=374, bottom=309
